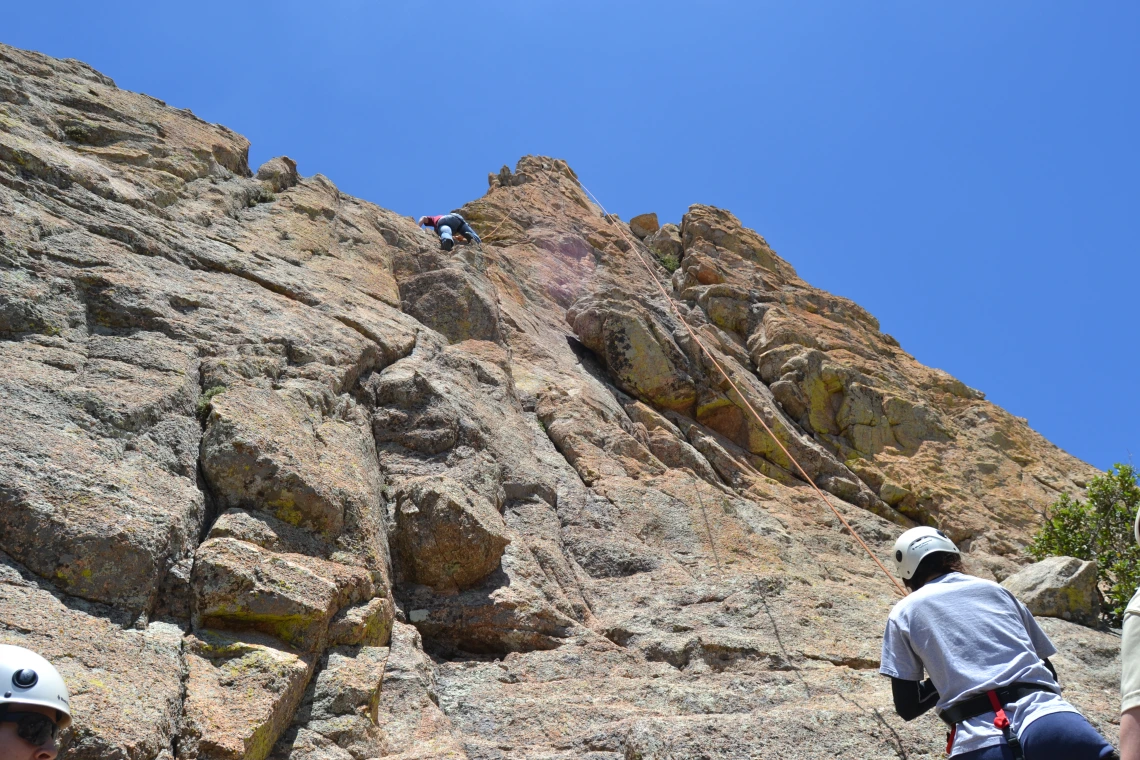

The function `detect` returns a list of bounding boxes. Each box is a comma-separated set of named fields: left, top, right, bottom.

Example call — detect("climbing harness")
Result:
left=939, top=683, right=1056, bottom=758
left=573, top=177, right=908, bottom=598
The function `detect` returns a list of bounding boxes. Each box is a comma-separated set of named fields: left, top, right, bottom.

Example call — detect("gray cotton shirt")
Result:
left=880, top=572, right=1077, bottom=756
left=1122, top=588, right=1140, bottom=714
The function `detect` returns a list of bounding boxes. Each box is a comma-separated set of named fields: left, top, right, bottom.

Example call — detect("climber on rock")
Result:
left=418, top=213, right=481, bottom=252
left=1119, top=508, right=1140, bottom=760
left=0, top=645, right=71, bottom=760
left=880, top=527, right=1118, bottom=760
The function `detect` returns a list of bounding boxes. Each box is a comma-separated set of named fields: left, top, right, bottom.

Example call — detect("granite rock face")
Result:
left=1003, top=556, right=1101, bottom=625
left=0, top=43, right=1116, bottom=759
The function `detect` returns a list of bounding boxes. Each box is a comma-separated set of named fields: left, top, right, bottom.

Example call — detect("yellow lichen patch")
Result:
left=267, top=494, right=304, bottom=527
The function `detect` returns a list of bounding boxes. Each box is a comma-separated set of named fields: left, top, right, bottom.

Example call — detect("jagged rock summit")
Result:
left=0, top=43, right=1120, bottom=759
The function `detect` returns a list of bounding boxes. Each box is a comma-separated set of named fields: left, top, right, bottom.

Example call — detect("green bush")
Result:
left=655, top=252, right=680, bottom=274
left=1028, top=464, right=1140, bottom=625
left=196, top=385, right=227, bottom=421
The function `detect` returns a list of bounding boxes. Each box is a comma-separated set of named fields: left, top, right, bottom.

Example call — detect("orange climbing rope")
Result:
left=477, top=199, right=520, bottom=244
left=476, top=176, right=537, bottom=245
left=470, top=166, right=904, bottom=595
left=573, top=178, right=908, bottom=598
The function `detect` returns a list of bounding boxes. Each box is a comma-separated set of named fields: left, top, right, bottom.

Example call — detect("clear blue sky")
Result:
left=6, top=2, right=1138, bottom=471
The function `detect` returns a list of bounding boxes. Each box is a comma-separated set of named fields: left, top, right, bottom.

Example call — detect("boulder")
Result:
left=682, top=204, right=791, bottom=277
left=645, top=223, right=683, bottom=263
left=371, top=624, right=469, bottom=757
left=0, top=418, right=205, bottom=614
left=268, top=729, right=354, bottom=760
left=0, top=330, right=204, bottom=615
left=398, top=580, right=578, bottom=656
left=192, top=537, right=376, bottom=651
left=623, top=399, right=684, bottom=438
left=1001, top=556, right=1100, bottom=625
left=535, top=389, right=663, bottom=486
left=297, top=646, right=388, bottom=757
left=327, top=597, right=395, bottom=648
left=200, top=385, right=388, bottom=573
left=629, top=213, right=660, bottom=239
left=180, top=631, right=316, bottom=760
left=364, top=359, right=463, bottom=456
left=0, top=269, right=84, bottom=338
left=208, top=508, right=334, bottom=559
left=257, top=156, right=299, bottom=192
left=567, top=295, right=698, bottom=413
left=563, top=527, right=661, bottom=579
left=645, top=427, right=721, bottom=483
left=398, top=267, right=503, bottom=344
left=391, top=476, right=511, bottom=592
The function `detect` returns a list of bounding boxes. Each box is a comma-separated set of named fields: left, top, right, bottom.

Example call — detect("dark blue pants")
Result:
left=955, top=711, right=1117, bottom=759
left=435, top=214, right=480, bottom=248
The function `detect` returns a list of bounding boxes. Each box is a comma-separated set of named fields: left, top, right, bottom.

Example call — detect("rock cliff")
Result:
left=0, top=43, right=1121, bottom=759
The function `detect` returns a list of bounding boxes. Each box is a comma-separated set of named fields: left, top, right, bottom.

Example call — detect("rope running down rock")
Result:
left=574, top=178, right=908, bottom=598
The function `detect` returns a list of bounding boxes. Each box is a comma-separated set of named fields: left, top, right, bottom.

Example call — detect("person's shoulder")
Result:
left=943, top=574, right=1031, bottom=615
left=1126, top=587, right=1140, bottom=617
left=888, top=589, right=926, bottom=621
left=922, top=571, right=995, bottom=590
left=939, top=573, right=1013, bottom=601
left=952, top=572, right=1002, bottom=590
left=897, top=573, right=1000, bottom=608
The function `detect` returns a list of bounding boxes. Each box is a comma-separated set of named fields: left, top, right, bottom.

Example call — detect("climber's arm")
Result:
left=1122, top=708, right=1140, bottom=760
left=891, top=677, right=940, bottom=721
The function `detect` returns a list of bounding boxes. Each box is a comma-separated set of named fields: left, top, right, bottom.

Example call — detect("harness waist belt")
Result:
left=939, top=683, right=1057, bottom=727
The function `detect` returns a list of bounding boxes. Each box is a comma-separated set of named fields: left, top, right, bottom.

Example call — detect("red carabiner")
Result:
left=986, top=690, right=1011, bottom=730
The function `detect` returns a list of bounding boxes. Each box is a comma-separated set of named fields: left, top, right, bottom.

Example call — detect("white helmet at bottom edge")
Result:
left=893, top=526, right=960, bottom=580
left=0, top=645, right=71, bottom=728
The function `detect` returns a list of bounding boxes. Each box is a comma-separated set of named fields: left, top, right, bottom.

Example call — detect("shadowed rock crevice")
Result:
left=566, top=285, right=898, bottom=522
left=355, top=337, right=595, bottom=661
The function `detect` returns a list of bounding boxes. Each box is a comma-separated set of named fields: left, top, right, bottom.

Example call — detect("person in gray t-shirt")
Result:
left=1120, top=508, right=1140, bottom=760
left=880, top=526, right=1117, bottom=760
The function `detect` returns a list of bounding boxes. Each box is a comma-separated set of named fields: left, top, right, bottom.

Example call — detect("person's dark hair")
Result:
left=905, top=551, right=966, bottom=592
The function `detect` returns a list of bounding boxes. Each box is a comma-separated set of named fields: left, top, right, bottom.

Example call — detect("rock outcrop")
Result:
left=628, top=213, right=659, bottom=240
left=0, top=42, right=1118, bottom=759
left=1003, top=556, right=1102, bottom=625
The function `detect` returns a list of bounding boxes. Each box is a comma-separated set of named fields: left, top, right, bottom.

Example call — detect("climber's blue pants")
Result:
left=435, top=214, right=480, bottom=249
left=459, top=222, right=481, bottom=244
left=438, top=224, right=455, bottom=248
left=955, top=711, right=1117, bottom=759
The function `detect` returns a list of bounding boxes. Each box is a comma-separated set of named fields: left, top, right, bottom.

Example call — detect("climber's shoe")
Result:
left=441, top=238, right=454, bottom=252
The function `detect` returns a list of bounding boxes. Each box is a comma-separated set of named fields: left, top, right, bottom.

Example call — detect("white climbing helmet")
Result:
left=0, top=645, right=71, bottom=728
left=892, top=526, right=960, bottom=580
